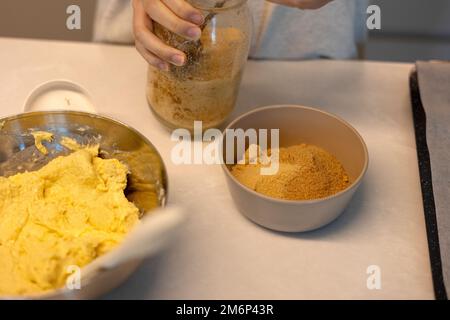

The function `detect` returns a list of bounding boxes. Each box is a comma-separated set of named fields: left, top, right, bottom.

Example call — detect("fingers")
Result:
left=133, top=0, right=187, bottom=67
left=268, top=0, right=332, bottom=9
left=136, top=41, right=169, bottom=71
left=135, top=21, right=187, bottom=67
left=143, top=0, right=202, bottom=40
left=161, top=0, right=204, bottom=24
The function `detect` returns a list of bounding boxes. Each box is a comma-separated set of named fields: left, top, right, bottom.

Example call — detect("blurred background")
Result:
left=0, top=0, right=449, bottom=62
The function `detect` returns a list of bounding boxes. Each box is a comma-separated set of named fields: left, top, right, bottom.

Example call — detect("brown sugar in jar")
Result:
left=146, top=0, right=252, bottom=131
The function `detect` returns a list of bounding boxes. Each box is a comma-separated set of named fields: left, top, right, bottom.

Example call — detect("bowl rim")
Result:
left=0, top=110, right=168, bottom=203
left=0, top=110, right=168, bottom=299
left=220, top=104, right=369, bottom=205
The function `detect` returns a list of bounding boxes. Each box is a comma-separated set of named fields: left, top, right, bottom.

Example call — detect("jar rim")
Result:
left=190, top=0, right=247, bottom=11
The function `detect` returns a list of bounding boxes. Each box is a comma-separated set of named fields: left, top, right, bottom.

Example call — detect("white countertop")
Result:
left=0, top=37, right=434, bottom=299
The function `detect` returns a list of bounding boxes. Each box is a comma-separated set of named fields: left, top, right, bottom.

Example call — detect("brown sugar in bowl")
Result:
left=221, top=105, right=368, bottom=232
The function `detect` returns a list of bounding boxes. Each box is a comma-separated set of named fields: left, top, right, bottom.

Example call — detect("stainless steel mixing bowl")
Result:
left=0, top=111, right=168, bottom=299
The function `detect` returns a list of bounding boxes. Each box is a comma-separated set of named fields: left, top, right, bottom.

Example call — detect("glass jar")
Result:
left=147, top=0, right=252, bottom=131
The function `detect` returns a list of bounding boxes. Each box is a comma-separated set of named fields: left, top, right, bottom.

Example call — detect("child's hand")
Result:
left=133, top=0, right=333, bottom=70
left=132, top=0, right=204, bottom=70
left=268, top=0, right=332, bottom=9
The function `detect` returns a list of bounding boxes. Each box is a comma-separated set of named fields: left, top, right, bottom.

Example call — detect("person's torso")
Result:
left=94, top=0, right=367, bottom=60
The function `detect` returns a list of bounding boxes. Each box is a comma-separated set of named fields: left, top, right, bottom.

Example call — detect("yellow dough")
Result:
left=31, top=131, right=54, bottom=155
left=0, top=147, right=140, bottom=296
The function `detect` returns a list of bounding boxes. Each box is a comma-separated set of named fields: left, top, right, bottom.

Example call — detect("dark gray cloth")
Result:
left=417, top=61, right=450, bottom=296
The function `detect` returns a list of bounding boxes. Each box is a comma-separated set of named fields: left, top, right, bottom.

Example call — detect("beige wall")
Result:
left=0, top=0, right=95, bottom=42
left=1, top=0, right=449, bottom=62
left=367, top=0, right=450, bottom=61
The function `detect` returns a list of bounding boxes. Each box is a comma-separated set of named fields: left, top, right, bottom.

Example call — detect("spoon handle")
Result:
left=200, top=0, right=226, bottom=31
left=81, top=206, right=185, bottom=281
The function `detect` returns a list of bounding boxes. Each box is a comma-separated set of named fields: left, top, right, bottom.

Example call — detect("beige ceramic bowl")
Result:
left=221, top=105, right=368, bottom=232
